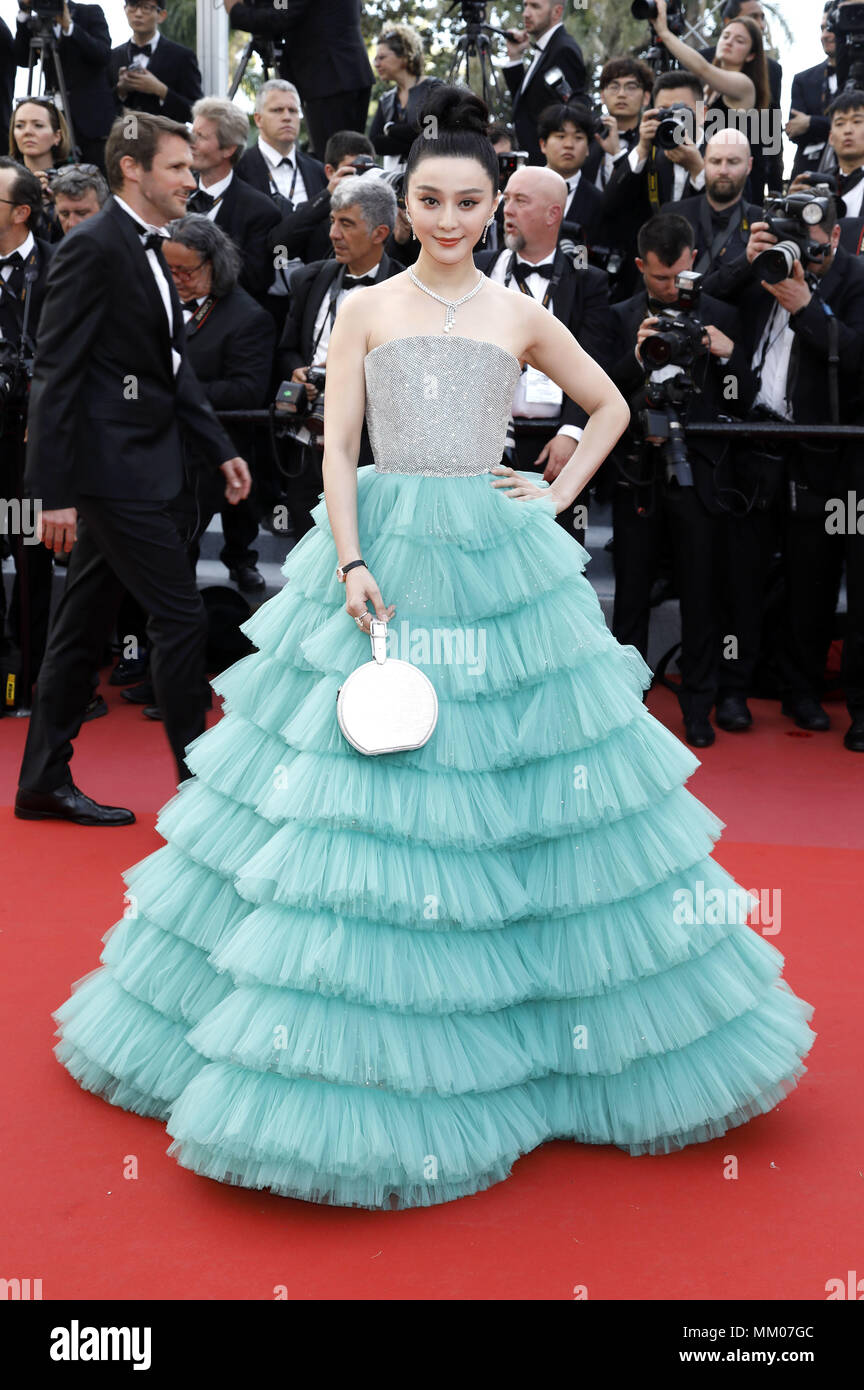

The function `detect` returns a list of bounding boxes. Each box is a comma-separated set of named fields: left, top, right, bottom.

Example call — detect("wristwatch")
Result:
left=336, top=559, right=367, bottom=582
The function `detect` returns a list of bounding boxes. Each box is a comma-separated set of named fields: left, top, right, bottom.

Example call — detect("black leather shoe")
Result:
left=82, top=694, right=108, bottom=722
left=684, top=717, right=715, bottom=748
left=14, top=783, right=135, bottom=825
left=843, top=717, right=864, bottom=751
left=229, top=562, right=266, bottom=593
left=715, top=694, right=753, bottom=731
left=781, top=697, right=830, bottom=731
left=109, top=655, right=148, bottom=685
left=121, top=680, right=155, bottom=705
left=143, top=705, right=163, bottom=721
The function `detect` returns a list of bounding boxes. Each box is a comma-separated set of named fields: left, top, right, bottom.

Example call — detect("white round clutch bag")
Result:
left=336, top=617, right=438, bottom=756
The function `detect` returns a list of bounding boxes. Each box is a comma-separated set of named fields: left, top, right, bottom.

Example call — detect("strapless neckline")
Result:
left=365, top=334, right=522, bottom=371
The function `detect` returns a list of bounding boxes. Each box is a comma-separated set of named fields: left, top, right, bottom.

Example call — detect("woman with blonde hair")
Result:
left=369, top=23, right=442, bottom=171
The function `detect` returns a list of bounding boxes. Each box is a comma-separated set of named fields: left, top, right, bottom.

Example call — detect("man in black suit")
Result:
left=583, top=56, right=653, bottom=192
left=475, top=164, right=611, bottom=547
left=602, top=70, right=707, bottom=303
left=786, top=5, right=837, bottom=177
left=235, top=79, right=327, bottom=330
left=187, top=97, right=281, bottom=309
left=276, top=175, right=399, bottom=538
left=110, top=0, right=202, bottom=125
left=537, top=102, right=604, bottom=244
left=13, top=1, right=117, bottom=167
left=0, top=158, right=55, bottom=696
left=15, top=113, right=251, bottom=824
left=503, top=1, right=586, bottom=166
left=609, top=214, right=758, bottom=747
left=224, top=0, right=373, bottom=161
left=705, top=196, right=864, bottom=749
left=674, top=130, right=761, bottom=276
left=0, top=18, right=14, bottom=150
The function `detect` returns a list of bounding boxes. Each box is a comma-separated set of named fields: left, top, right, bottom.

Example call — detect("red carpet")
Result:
left=1, top=676, right=861, bottom=1300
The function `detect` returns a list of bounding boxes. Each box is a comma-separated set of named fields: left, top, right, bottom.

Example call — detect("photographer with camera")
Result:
left=110, top=1, right=202, bottom=125
left=13, top=2, right=117, bottom=168
left=787, top=4, right=837, bottom=177
left=274, top=175, right=399, bottom=540
left=0, top=157, right=55, bottom=701
left=586, top=58, right=653, bottom=190
left=268, top=131, right=381, bottom=269
left=476, top=164, right=611, bottom=546
left=647, top=0, right=777, bottom=204
left=608, top=213, right=759, bottom=747
left=224, top=0, right=373, bottom=162
left=187, top=97, right=281, bottom=308
left=705, top=182, right=864, bottom=746
left=675, top=128, right=762, bottom=275
left=602, top=70, right=707, bottom=302
left=503, top=1, right=586, bottom=166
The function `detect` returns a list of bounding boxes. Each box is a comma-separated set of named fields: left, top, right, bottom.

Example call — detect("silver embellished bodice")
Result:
left=364, top=334, right=523, bottom=476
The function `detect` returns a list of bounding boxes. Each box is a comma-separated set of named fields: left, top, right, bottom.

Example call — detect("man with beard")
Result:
left=674, top=129, right=762, bottom=276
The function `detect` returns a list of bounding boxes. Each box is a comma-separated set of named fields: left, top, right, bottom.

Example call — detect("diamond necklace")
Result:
left=407, top=265, right=485, bottom=332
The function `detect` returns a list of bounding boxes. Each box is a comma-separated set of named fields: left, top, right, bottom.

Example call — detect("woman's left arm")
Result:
left=494, top=298, right=630, bottom=513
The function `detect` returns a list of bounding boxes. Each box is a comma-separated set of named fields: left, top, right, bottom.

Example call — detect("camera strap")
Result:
left=822, top=299, right=840, bottom=424
left=647, top=146, right=660, bottom=213
left=310, top=262, right=349, bottom=362
left=694, top=199, right=748, bottom=275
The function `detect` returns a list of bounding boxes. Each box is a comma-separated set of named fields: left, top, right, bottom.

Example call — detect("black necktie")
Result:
left=512, top=259, right=553, bottom=284
left=343, top=274, right=377, bottom=287
left=186, top=189, right=215, bottom=214
left=131, top=42, right=152, bottom=56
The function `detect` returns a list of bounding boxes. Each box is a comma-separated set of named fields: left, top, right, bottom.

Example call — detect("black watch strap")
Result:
left=337, top=558, right=367, bottom=580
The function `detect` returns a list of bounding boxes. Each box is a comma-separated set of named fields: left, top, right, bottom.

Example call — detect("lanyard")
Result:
left=310, top=264, right=350, bottom=360
left=504, top=252, right=555, bottom=310
left=695, top=199, right=749, bottom=273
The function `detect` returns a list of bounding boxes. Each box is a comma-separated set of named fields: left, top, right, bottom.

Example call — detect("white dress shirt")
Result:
left=563, top=170, right=581, bottom=222
left=198, top=168, right=233, bottom=219
left=628, top=142, right=706, bottom=198
left=291, top=263, right=385, bottom=446
left=113, top=194, right=180, bottom=376
left=506, top=22, right=563, bottom=96
left=839, top=170, right=864, bottom=219
left=490, top=247, right=582, bottom=441
left=751, top=301, right=795, bottom=420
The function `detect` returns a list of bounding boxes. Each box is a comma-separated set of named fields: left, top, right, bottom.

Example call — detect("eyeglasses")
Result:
left=168, top=260, right=207, bottom=278
left=604, top=82, right=643, bottom=94
left=125, top=2, right=163, bottom=11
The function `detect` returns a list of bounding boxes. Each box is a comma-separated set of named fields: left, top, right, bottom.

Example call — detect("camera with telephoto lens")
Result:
left=0, top=340, right=34, bottom=421
left=753, top=187, right=835, bottom=284
left=630, top=0, right=686, bottom=32
left=638, top=271, right=709, bottom=489
left=381, top=167, right=405, bottom=209
left=274, top=366, right=326, bottom=434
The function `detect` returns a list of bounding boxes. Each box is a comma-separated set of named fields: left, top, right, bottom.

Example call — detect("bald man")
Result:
left=474, top=164, right=612, bottom=546
left=674, top=130, right=763, bottom=276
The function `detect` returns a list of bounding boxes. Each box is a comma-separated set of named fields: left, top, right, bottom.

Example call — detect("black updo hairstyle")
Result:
left=404, top=83, right=499, bottom=195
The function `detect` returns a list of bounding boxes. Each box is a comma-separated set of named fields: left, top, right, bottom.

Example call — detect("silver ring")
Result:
left=354, top=613, right=369, bottom=628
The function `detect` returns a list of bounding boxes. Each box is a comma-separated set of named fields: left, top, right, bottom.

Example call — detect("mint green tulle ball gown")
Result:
left=53, top=334, right=816, bottom=1210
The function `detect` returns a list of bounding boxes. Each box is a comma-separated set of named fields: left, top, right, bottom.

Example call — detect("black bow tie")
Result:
left=182, top=299, right=199, bottom=310
left=647, top=298, right=668, bottom=314
left=141, top=231, right=166, bottom=251
left=187, top=189, right=215, bottom=214
left=512, top=258, right=554, bottom=283
left=0, top=251, right=23, bottom=268
left=131, top=43, right=152, bottom=56
left=277, top=156, right=294, bottom=167
left=344, top=273, right=377, bottom=287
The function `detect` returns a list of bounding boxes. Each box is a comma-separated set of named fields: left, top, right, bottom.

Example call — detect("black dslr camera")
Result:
left=653, top=102, right=693, bottom=151
left=275, top=366, right=326, bottom=435
left=753, top=186, right=835, bottom=283
left=639, top=271, right=709, bottom=489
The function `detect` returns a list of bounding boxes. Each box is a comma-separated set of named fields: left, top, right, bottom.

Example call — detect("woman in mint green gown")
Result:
left=52, top=87, right=816, bottom=1210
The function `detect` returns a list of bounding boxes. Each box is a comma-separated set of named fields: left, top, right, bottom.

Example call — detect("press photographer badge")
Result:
left=523, top=366, right=563, bottom=406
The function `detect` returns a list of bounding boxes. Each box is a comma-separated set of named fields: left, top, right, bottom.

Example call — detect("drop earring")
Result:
left=481, top=216, right=493, bottom=245
left=406, top=214, right=417, bottom=241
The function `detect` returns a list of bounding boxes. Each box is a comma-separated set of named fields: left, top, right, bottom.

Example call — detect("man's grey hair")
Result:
left=165, top=213, right=241, bottom=297
left=51, top=164, right=109, bottom=205
left=331, top=174, right=397, bottom=235
left=255, top=79, right=301, bottom=114
left=192, top=98, right=250, bottom=165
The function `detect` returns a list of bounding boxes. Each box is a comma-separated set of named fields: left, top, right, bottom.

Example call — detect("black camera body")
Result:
left=754, top=188, right=834, bottom=283
left=0, top=340, right=34, bottom=419
left=275, top=367, right=326, bottom=435
left=640, top=271, right=707, bottom=372
left=654, top=102, right=692, bottom=151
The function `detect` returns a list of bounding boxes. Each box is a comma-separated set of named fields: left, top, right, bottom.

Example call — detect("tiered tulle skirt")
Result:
left=53, top=466, right=816, bottom=1209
